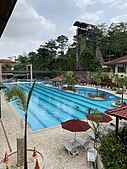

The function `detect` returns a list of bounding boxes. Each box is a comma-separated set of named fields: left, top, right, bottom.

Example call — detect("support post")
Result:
left=26, top=64, right=33, bottom=81
left=116, top=117, right=119, bottom=135
left=0, top=63, right=2, bottom=82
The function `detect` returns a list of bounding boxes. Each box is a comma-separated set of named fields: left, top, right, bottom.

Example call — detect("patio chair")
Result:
left=87, top=148, right=97, bottom=167
left=62, top=140, right=80, bottom=157
left=75, top=137, right=89, bottom=151
left=105, top=124, right=115, bottom=133
left=87, top=131, right=95, bottom=140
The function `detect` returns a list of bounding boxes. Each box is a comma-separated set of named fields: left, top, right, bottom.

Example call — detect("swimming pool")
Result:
left=4, top=83, right=120, bottom=130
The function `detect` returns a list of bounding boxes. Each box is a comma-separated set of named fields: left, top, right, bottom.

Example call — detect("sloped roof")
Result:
left=0, top=59, right=14, bottom=63
left=73, top=21, right=96, bottom=28
left=0, top=0, right=17, bottom=37
left=51, top=76, right=63, bottom=82
left=106, top=106, right=127, bottom=120
left=105, top=55, right=127, bottom=65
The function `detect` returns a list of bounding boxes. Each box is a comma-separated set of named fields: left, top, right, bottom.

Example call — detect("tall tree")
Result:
left=107, top=22, right=127, bottom=58
left=14, top=54, right=28, bottom=71
left=80, top=48, right=99, bottom=71
left=56, top=35, right=69, bottom=56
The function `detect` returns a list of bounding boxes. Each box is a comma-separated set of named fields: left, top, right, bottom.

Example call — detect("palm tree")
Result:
left=63, top=71, right=77, bottom=90
left=111, top=73, right=118, bottom=90
left=116, top=77, right=127, bottom=103
left=91, top=73, right=104, bottom=95
left=4, top=81, right=35, bottom=169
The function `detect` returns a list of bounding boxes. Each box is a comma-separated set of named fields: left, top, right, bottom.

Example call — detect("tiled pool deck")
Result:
left=0, top=85, right=126, bottom=169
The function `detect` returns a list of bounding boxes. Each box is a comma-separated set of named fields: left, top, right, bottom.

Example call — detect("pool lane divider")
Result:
left=0, top=120, right=12, bottom=152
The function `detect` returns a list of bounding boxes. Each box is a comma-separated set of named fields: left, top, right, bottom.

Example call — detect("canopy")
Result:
left=105, top=55, right=127, bottom=65
left=106, top=106, right=127, bottom=134
left=73, top=21, right=96, bottom=28
left=51, top=76, right=63, bottom=82
left=106, top=106, right=127, bottom=120
left=61, top=119, right=91, bottom=132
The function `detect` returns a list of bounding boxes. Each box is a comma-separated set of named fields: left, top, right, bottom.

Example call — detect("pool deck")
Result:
left=0, top=85, right=127, bottom=169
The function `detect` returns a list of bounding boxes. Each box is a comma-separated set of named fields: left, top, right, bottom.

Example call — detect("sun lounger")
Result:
left=62, top=140, right=80, bottom=157
left=75, top=137, right=89, bottom=151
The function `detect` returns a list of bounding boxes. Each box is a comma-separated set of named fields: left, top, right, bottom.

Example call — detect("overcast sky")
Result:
left=1, top=0, right=127, bottom=59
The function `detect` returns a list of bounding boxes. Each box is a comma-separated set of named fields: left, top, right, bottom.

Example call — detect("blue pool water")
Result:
left=4, top=84, right=120, bottom=130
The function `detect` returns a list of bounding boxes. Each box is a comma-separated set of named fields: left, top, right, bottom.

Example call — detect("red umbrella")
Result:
left=87, top=113, right=112, bottom=123
left=61, top=119, right=91, bottom=138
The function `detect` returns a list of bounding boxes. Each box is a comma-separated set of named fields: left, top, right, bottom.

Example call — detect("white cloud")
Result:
left=0, top=0, right=56, bottom=58
left=110, top=14, right=127, bottom=24
left=80, top=11, right=103, bottom=24
left=69, top=0, right=96, bottom=8
left=3, top=0, right=56, bottom=38
left=69, top=0, right=124, bottom=9
left=116, top=2, right=127, bottom=9
left=0, top=37, right=43, bottom=58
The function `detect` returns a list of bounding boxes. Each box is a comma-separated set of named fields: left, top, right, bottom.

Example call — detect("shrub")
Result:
left=98, top=132, right=127, bottom=169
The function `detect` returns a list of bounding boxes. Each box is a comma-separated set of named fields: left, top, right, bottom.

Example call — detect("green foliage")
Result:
left=99, top=132, right=127, bottom=169
left=91, top=73, right=104, bottom=85
left=63, top=71, right=77, bottom=88
left=96, top=68, right=110, bottom=72
left=4, top=86, right=27, bottom=111
left=80, top=48, right=99, bottom=71
left=4, top=81, right=35, bottom=113
left=91, top=73, right=104, bottom=94
left=116, top=77, right=127, bottom=102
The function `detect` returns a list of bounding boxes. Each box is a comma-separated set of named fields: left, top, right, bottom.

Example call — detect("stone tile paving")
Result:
left=0, top=95, right=93, bottom=169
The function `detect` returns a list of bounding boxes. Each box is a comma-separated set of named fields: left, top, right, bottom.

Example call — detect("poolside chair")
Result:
left=75, top=137, right=89, bottom=151
left=62, top=140, right=80, bottom=157
left=105, top=123, right=115, bottom=133
left=87, top=148, right=97, bottom=167
left=87, top=131, right=96, bottom=140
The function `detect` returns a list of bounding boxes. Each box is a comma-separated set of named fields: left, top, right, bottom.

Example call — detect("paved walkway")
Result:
left=0, top=93, right=94, bottom=169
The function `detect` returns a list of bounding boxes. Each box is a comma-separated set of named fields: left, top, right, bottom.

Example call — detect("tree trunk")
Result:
left=24, top=113, right=27, bottom=169
left=122, top=85, right=124, bottom=103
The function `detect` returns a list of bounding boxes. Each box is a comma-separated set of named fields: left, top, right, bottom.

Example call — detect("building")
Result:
left=105, top=55, right=127, bottom=77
